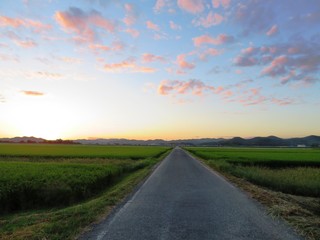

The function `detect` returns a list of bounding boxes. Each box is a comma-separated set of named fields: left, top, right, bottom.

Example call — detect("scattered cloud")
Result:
left=177, top=0, right=205, bottom=14
left=55, top=7, right=116, bottom=43
left=0, top=15, right=51, bottom=32
left=14, top=39, right=37, bottom=48
left=125, top=28, right=140, bottom=38
left=89, top=43, right=110, bottom=51
left=212, top=0, right=231, bottom=8
left=176, top=53, right=195, bottom=71
left=123, top=3, right=139, bottom=26
left=0, top=53, right=19, bottom=62
left=234, top=56, right=257, bottom=67
left=193, top=34, right=234, bottom=47
left=261, top=55, right=288, bottom=77
left=24, top=71, right=63, bottom=80
left=233, top=0, right=276, bottom=35
left=169, top=20, right=181, bottom=30
left=146, top=20, right=160, bottom=31
left=234, top=38, right=320, bottom=85
left=154, top=0, right=175, bottom=13
left=2, top=30, right=38, bottom=48
left=142, top=53, right=165, bottom=63
left=103, top=58, right=157, bottom=73
left=158, top=78, right=297, bottom=106
left=52, top=56, right=81, bottom=64
left=266, top=25, right=278, bottom=36
left=193, top=11, right=224, bottom=28
left=199, top=48, right=222, bottom=61
left=158, top=79, right=215, bottom=96
left=21, top=90, right=44, bottom=96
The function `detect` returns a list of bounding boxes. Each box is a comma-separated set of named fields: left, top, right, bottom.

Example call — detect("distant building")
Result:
left=297, top=144, right=306, bottom=148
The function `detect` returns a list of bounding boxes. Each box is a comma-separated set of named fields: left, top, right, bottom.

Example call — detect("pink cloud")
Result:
left=154, top=0, right=175, bottom=13
left=0, top=53, right=19, bottom=62
left=271, top=97, right=296, bottom=106
left=58, top=56, right=81, bottom=64
left=234, top=56, right=257, bottom=67
left=193, top=34, right=234, bottom=47
left=169, top=21, right=181, bottom=30
left=212, top=0, right=220, bottom=8
left=89, top=44, right=110, bottom=51
left=221, top=0, right=231, bottom=8
left=193, top=11, right=223, bottom=28
left=104, top=59, right=135, bottom=71
left=199, top=48, right=222, bottom=60
left=125, top=28, right=140, bottom=38
left=0, top=16, right=24, bottom=27
left=142, top=53, right=165, bottom=63
left=266, top=25, right=278, bottom=36
left=0, top=15, right=51, bottom=32
left=21, top=90, right=44, bottom=96
left=158, top=79, right=215, bottom=96
left=154, top=0, right=168, bottom=12
left=89, top=42, right=124, bottom=53
left=241, top=46, right=257, bottom=55
left=146, top=20, right=160, bottom=31
left=28, top=71, right=63, bottom=79
left=236, top=40, right=320, bottom=85
left=123, top=3, right=138, bottom=26
left=280, top=70, right=296, bottom=84
left=212, top=0, right=231, bottom=8
left=154, top=0, right=166, bottom=11
left=103, top=58, right=156, bottom=73
left=55, top=7, right=115, bottom=43
left=237, top=88, right=268, bottom=106
left=111, top=41, right=125, bottom=51
left=177, top=0, right=205, bottom=14
left=176, top=54, right=195, bottom=70
left=261, top=55, right=288, bottom=77
left=15, top=39, right=37, bottom=48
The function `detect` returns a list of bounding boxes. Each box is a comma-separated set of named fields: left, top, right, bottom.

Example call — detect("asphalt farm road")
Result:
left=80, top=147, right=301, bottom=240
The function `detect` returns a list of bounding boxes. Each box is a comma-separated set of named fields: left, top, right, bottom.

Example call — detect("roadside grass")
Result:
left=187, top=147, right=320, bottom=197
left=0, top=148, right=171, bottom=240
left=0, top=168, right=151, bottom=240
left=186, top=147, right=320, bottom=240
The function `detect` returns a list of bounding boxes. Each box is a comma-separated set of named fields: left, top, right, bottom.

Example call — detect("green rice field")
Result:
left=186, top=147, right=320, bottom=197
left=0, top=144, right=170, bottom=214
left=0, top=143, right=168, bottom=159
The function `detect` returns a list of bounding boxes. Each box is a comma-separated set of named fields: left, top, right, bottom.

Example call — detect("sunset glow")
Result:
left=0, top=0, right=319, bottom=140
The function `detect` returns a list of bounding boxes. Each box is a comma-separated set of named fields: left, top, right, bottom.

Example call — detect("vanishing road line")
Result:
left=80, top=147, right=301, bottom=240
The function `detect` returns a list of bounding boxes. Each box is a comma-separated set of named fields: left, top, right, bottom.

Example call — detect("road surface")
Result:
left=80, top=147, right=301, bottom=240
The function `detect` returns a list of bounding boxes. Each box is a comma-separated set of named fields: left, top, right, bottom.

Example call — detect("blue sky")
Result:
left=0, top=0, right=319, bottom=140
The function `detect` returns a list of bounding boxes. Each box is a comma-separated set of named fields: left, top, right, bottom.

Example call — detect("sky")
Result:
left=0, top=0, right=319, bottom=140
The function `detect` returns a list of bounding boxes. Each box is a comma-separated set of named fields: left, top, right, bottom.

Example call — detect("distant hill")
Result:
left=75, top=136, right=320, bottom=147
left=0, top=136, right=46, bottom=143
left=0, top=136, right=77, bottom=144
left=1, top=135, right=320, bottom=147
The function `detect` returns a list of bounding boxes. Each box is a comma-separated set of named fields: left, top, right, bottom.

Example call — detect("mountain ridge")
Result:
left=1, top=135, right=320, bottom=147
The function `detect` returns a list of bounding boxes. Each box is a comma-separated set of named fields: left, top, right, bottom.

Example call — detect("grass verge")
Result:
left=187, top=152, right=320, bottom=240
left=0, top=151, right=170, bottom=240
